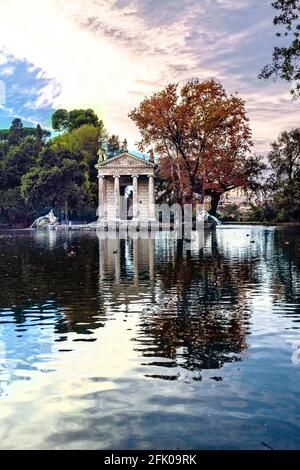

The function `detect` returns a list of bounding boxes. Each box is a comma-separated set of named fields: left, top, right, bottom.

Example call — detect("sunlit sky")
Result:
left=0, top=0, right=299, bottom=152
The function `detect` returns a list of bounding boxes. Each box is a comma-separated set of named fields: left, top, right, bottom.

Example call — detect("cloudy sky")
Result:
left=0, top=0, right=299, bottom=152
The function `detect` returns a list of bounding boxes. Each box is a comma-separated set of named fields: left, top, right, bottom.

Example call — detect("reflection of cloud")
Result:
left=0, top=0, right=299, bottom=150
left=0, top=339, right=11, bottom=400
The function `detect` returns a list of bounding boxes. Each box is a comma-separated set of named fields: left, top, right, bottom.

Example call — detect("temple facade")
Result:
left=97, top=152, right=156, bottom=222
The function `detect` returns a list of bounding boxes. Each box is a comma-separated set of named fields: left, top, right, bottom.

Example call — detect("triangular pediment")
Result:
left=99, top=152, right=154, bottom=169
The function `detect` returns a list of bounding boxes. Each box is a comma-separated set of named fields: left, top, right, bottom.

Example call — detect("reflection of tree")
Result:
left=140, top=310, right=247, bottom=372
left=1, top=227, right=299, bottom=372
left=270, top=228, right=300, bottom=314
left=136, top=234, right=258, bottom=375
left=0, top=232, right=104, bottom=337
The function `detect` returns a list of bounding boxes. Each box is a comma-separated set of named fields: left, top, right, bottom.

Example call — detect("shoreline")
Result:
left=222, top=221, right=300, bottom=226
left=1, top=220, right=300, bottom=231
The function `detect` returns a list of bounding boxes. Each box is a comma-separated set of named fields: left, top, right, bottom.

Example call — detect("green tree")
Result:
left=269, top=128, right=300, bottom=182
left=50, top=108, right=107, bottom=212
left=21, top=145, right=88, bottom=220
left=0, top=119, right=45, bottom=224
left=266, top=128, right=300, bottom=220
left=68, top=109, right=100, bottom=132
left=51, top=108, right=101, bottom=132
left=260, top=0, right=300, bottom=96
left=35, top=124, right=51, bottom=141
left=106, top=134, right=121, bottom=158
left=0, top=125, right=50, bottom=142
left=51, top=109, right=70, bottom=132
left=0, top=187, right=33, bottom=225
left=218, top=203, right=241, bottom=222
left=0, top=136, right=42, bottom=189
left=8, top=118, right=24, bottom=145
left=0, top=112, right=108, bottom=225
left=52, top=123, right=107, bottom=206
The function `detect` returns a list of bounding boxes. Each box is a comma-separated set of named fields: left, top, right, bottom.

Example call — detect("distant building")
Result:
left=204, top=189, right=251, bottom=214
left=219, top=189, right=251, bottom=214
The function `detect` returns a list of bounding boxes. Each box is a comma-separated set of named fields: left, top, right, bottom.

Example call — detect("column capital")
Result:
left=131, top=173, right=139, bottom=179
left=113, top=173, right=120, bottom=179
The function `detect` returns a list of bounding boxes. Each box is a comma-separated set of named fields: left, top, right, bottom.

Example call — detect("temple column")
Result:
left=132, top=174, right=139, bottom=220
left=98, top=175, right=107, bottom=220
left=148, top=175, right=155, bottom=220
left=114, top=174, right=120, bottom=219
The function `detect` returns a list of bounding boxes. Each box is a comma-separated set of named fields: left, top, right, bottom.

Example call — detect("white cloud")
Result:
left=0, top=58, right=7, bottom=67
left=0, top=81, right=5, bottom=106
left=0, top=66, right=14, bottom=77
left=216, top=0, right=250, bottom=10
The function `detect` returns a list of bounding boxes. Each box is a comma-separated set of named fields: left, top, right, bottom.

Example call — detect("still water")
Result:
left=0, top=225, right=299, bottom=450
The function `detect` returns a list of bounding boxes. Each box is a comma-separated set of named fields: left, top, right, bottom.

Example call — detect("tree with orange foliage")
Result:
left=129, top=79, right=263, bottom=215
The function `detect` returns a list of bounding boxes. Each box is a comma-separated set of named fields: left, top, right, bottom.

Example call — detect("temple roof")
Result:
left=126, top=149, right=151, bottom=161
left=98, top=152, right=155, bottom=176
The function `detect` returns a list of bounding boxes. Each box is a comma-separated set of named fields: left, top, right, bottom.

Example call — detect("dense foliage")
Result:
left=51, top=108, right=101, bottom=132
left=0, top=111, right=103, bottom=225
left=251, top=128, right=300, bottom=222
left=0, top=109, right=130, bottom=226
left=218, top=128, right=300, bottom=223
left=0, top=119, right=46, bottom=225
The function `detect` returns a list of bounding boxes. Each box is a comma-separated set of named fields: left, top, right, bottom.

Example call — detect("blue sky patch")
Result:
left=0, top=52, right=57, bottom=130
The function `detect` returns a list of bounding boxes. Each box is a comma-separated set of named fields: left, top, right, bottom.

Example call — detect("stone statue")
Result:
left=149, top=149, right=154, bottom=163
left=197, top=209, right=221, bottom=226
left=30, top=210, right=58, bottom=229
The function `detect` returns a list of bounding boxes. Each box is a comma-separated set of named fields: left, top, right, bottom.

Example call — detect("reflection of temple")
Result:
left=97, top=232, right=155, bottom=303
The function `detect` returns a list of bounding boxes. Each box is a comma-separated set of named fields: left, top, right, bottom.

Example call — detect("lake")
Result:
left=0, top=225, right=299, bottom=450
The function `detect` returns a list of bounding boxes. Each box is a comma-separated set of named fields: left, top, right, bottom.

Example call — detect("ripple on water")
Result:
left=0, top=227, right=299, bottom=449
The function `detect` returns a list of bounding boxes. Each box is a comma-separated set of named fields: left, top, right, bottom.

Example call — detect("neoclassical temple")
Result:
left=97, top=152, right=156, bottom=222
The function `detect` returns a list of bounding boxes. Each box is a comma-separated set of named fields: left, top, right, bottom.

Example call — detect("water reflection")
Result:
left=0, top=226, right=300, bottom=449
left=0, top=228, right=299, bottom=369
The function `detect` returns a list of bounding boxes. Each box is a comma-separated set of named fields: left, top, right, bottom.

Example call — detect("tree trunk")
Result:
left=210, top=192, right=221, bottom=217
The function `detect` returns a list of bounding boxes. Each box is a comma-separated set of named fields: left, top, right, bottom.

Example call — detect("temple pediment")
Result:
left=98, top=152, right=154, bottom=176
